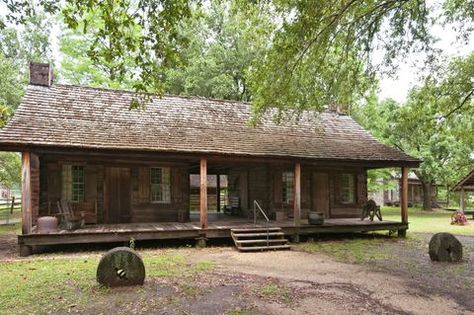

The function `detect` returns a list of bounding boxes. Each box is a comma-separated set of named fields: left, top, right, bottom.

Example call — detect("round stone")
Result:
left=428, top=233, right=463, bottom=262
left=96, top=247, right=145, bottom=287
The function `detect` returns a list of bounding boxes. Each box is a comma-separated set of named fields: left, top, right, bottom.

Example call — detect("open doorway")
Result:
left=189, top=174, right=228, bottom=213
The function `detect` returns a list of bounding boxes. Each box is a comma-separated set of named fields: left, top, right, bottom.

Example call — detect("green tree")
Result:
left=59, top=14, right=136, bottom=88
left=353, top=92, right=399, bottom=195
left=0, top=14, right=53, bottom=190
left=4, top=0, right=471, bottom=114
left=59, top=2, right=274, bottom=101
left=356, top=54, right=474, bottom=210
left=164, top=1, right=274, bottom=102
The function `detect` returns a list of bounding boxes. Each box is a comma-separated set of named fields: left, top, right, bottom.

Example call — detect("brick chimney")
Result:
left=29, top=62, right=53, bottom=87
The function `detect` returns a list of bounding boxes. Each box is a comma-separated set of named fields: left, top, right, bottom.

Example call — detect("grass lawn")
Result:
left=0, top=252, right=215, bottom=314
left=381, top=206, right=474, bottom=236
left=0, top=222, right=21, bottom=234
left=1, top=207, right=473, bottom=313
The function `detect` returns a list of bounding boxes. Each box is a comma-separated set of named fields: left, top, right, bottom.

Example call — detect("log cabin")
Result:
left=0, top=63, right=419, bottom=255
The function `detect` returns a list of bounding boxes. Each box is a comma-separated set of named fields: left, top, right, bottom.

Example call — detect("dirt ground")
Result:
left=1, top=230, right=473, bottom=314
left=183, top=247, right=471, bottom=315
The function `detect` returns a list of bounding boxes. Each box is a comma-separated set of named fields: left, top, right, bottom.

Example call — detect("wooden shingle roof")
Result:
left=0, top=84, right=419, bottom=166
left=451, top=170, right=474, bottom=192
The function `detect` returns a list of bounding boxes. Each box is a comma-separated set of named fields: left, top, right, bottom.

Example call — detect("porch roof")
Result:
left=451, top=169, right=474, bottom=192
left=0, top=84, right=419, bottom=167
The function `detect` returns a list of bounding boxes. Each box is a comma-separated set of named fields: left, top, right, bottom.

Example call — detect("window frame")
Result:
left=340, top=173, right=356, bottom=204
left=282, top=171, right=294, bottom=205
left=150, top=167, right=171, bottom=203
left=62, top=164, right=85, bottom=203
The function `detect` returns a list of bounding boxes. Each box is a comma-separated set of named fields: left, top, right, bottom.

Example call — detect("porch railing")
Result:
left=253, top=200, right=270, bottom=247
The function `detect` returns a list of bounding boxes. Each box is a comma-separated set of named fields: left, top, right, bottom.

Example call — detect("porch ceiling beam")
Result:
left=7, top=145, right=419, bottom=168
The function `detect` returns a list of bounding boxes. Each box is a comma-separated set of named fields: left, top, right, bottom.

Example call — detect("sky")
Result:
left=377, top=22, right=474, bottom=102
left=0, top=3, right=473, bottom=103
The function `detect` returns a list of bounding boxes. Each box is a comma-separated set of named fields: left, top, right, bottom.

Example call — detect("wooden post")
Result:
left=21, top=152, right=32, bottom=235
left=294, top=162, right=301, bottom=226
left=200, top=159, right=208, bottom=229
left=460, top=188, right=465, bottom=211
left=216, top=174, right=220, bottom=212
left=400, top=167, right=409, bottom=225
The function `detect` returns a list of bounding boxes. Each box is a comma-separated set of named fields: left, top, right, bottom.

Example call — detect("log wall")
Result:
left=35, top=153, right=368, bottom=226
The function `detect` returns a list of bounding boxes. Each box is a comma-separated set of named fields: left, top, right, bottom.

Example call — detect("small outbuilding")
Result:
left=451, top=169, right=474, bottom=212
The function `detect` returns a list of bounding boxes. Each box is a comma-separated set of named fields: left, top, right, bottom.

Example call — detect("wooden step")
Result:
left=237, top=244, right=292, bottom=251
left=235, top=238, right=289, bottom=244
left=231, top=227, right=282, bottom=233
left=231, top=232, right=284, bottom=238
left=231, top=227, right=290, bottom=252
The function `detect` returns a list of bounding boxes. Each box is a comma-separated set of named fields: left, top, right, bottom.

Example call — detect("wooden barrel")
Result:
left=308, top=212, right=324, bottom=225
left=37, top=216, right=58, bottom=233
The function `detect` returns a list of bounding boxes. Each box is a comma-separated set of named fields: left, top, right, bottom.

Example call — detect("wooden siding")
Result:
left=131, top=166, right=189, bottom=223
left=39, top=157, right=190, bottom=224
left=35, top=154, right=368, bottom=228
left=248, top=166, right=269, bottom=215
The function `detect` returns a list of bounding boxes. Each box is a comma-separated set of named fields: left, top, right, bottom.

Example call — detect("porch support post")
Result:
left=294, top=162, right=301, bottom=227
left=216, top=174, right=220, bottom=212
left=460, top=188, right=465, bottom=211
left=400, top=167, right=409, bottom=225
left=200, top=159, right=208, bottom=229
left=21, top=152, right=32, bottom=235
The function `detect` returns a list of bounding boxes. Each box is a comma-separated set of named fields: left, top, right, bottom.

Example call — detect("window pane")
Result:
left=341, top=174, right=355, bottom=203
left=71, top=166, right=85, bottom=202
left=282, top=171, right=294, bottom=204
left=63, top=165, right=85, bottom=202
left=150, top=167, right=171, bottom=203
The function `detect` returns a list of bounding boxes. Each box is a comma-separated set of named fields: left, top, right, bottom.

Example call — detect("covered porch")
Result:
left=19, top=149, right=412, bottom=255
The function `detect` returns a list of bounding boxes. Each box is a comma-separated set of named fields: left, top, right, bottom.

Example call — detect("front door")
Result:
left=313, top=172, right=330, bottom=218
left=105, top=167, right=131, bottom=223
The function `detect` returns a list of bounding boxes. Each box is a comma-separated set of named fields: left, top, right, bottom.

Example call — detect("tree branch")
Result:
left=443, top=88, right=474, bottom=119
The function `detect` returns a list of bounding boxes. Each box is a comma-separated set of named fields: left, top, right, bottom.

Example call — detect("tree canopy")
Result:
left=3, top=0, right=472, bottom=115
left=0, top=13, right=53, bottom=189
left=355, top=53, right=474, bottom=210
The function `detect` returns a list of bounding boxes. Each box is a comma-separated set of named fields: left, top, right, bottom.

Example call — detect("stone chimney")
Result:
left=327, top=103, right=343, bottom=114
left=29, top=62, right=53, bottom=87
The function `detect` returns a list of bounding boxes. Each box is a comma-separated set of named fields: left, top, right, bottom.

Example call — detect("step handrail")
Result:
left=253, top=200, right=270, bottom=247
left=253, top=200, right=269, bottom=224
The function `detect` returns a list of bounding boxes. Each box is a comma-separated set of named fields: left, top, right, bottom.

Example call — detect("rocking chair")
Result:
left=56, top=200, right=84, bottom=230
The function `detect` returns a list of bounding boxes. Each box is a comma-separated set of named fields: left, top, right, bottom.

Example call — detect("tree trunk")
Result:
left=422, top=181, right=432, bottom=211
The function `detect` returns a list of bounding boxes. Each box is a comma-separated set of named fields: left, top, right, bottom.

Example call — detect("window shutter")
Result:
left=139, top=167, right=150, bottom=202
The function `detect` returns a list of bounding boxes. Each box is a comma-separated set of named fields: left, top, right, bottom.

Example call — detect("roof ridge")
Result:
left=52, top=83, right=253, bottom=106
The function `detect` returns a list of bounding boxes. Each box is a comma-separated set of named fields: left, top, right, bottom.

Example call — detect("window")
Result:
left=62, top=165, right=85, bottom=202
left=282, top=171, right=294, bottom=204
left=150, top=167, right=171, bottom=203
left=341, top=173, right=355, bottom=204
